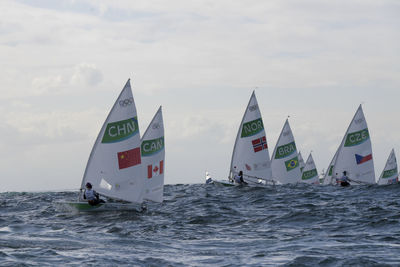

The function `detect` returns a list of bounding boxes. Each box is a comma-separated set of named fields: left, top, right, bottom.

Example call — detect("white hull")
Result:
left=210, top=178, right=277, bottom=187
left=211, top=179, right=237, bottom=187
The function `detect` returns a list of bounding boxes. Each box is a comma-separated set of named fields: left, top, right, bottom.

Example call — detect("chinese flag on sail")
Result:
left=117, top=147, right=141, bottom=169
left=147, top=160, right=164, bottom=179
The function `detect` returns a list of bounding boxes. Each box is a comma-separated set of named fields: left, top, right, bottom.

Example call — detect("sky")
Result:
left=0, top=0, right=399, bottom=192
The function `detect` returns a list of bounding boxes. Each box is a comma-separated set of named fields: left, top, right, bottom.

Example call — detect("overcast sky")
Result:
left=0, top=0, right=399, bottom=191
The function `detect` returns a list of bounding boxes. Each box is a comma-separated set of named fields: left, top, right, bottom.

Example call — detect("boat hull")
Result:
left=210, top=179, right=277, bottom=187
left=56, top=201, right=144, bottom=212
left=212, top=179, right=237, bottom=187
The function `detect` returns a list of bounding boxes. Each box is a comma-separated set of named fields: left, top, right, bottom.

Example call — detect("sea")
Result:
left=1, top=183, right=400, bottom=267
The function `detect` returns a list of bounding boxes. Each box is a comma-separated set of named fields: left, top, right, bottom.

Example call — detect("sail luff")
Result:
left=229, top=91, right=255, bottom=178
left=270, top=119, right=286, bottom=171
left=141, top=106, right=162, bottom=138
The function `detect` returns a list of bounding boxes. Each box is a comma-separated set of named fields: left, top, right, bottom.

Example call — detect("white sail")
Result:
left=229, top=91, right=273, bottom=184
left=322, top=149, right=338, bottom=185
left=331, top=105, right=376, bottom=184
left=81, top=79, right=145, bottom=203
left=298, top=152, right=305, bottom=173
left=301, top=153, right=320, bottom=184
left=140, top=106, right=165, bottom=203
left=377, top=149, right=398, bottom=185
left=271, top=119, right=302, bottom=184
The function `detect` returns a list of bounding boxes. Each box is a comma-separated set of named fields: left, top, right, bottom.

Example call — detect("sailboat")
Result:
left=301, top=153, right=320, bottom=184
left=322, top=149, right=338, bottom=185
left=208, top=91, right=275, bottom=186
left=298, top=152, right=306, bottom=173
left=377, top=149, right=398, bottom=185
left=271, top=119, right=302, bottom=184
left=331, top=105, right=376, bottom=185
left=140, top=106, right=165, bottom=203
left=61, top=79, right=159, bottom=211
left=205, top=171, right=213, bottom=184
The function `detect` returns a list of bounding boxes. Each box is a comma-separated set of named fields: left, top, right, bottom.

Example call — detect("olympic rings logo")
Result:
left=119, top=97, right=133, bottom=107
left=152, top=123, right=161, bottom=129
left=249, top=104, right=258, bottom=112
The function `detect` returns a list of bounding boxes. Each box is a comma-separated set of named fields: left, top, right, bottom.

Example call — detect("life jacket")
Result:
left=84, top=189, right=97, bottom=201
left=234, top=175, right=242, bottom=183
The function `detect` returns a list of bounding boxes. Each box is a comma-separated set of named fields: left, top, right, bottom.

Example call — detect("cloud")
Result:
left=71, top=63, right=103, bottom=87
left=1, top=0, right=400, bottom=190
left=27, top=63, right=103, bottom=96
left=32, top=75, right=64, bottom=95
left=1, top=109, right=104, bottom=148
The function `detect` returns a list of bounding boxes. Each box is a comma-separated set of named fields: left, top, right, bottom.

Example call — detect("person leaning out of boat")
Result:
left=336, top=171, right=351, bottom=187
left=234, top=171, right=248, bottom=185
left=83, top=182, right=105, bottom=206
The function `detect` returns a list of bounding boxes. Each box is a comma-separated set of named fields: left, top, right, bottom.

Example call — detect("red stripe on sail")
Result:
left=160, top=160, right=164, bottom=174
left=148, top=165, right=153, bottom=178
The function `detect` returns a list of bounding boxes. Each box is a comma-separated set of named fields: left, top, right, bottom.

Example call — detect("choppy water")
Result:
left=1, top=183, right=400, bottom=266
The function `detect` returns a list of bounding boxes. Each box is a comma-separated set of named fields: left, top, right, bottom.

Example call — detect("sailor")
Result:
left=83, top=182, right=105, bottom=206
left=233, top=171, right=247, bottom=185
left=337, top=171, right=350, bottom=187
left=205, top=172, right=213, bottom=184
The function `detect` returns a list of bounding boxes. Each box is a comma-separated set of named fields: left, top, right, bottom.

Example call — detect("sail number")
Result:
left=344, top=128, right=369, bottom=147
left=382, top=168, right=398, bottom=179
left=275, top=141, right=296, bottom=159
left=241, top=118, right=264, bottom=137
left=102, top=117, right=139, bottom=143
left=141, top=137, right=164, bottom=156
left=302, top=169, right=317, bottom=180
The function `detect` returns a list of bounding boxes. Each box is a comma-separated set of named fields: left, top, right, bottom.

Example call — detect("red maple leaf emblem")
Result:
left=153, top=165, right=159, bottom=173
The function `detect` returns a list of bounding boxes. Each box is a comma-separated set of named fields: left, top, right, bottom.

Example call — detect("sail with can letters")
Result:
left=271, top=119, right=302, bottom=184
left=229, top=91, right=274, bottom=185
left=79, top=79, right=145, bottom=203
left=301, top=153, right=320, bottom=184
left=141, top=106, right=165, bottom=202
left=377, top=149, right=398, bottom=185
left=331, top=105, right=376, bottom=184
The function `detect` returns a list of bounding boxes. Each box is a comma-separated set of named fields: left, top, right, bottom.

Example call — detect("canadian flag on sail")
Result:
left=147, top=160, right=164, bottom=179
